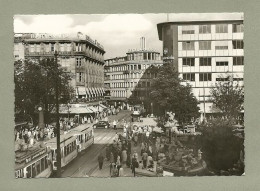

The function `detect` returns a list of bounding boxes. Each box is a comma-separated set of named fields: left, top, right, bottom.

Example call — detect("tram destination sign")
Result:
left=25, top=149, right=46, bottom=164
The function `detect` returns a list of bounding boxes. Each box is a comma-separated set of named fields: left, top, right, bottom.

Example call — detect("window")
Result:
left=134, top=65, right=137, bottom=70
left=182, top=41, right=195, bottom=50
left=183, top=58, right=195, bottom=66
left=216, top=24, right=228, bottom=33
left=138, top=65, right=141, bottom=70
left=199, top=57, right=211, bottom=66
left=233, top=24, right=244, bottom=33
left=216, top=77, right=229, bottom=81
left=76, top=58, right=82, bottom=67
left=232, top=40, right=244, bottom=49
left=51, top=44, right=55, bottom=52
left=215, top=46, right=228, bottom=50
left=216, top=61, right=228, bottom=66
left=41, top=158, right=45, bottom=171
left=182, top=30, right=195, bottom=34
left=183, top=73, right=195, bottom=81
left=26, top=165, right=32, bottom=178
left=199, top=41, right=211, bottom=50
left=199, top=73, right=212, bottom=81
left=233, top=56, right=244, bottom=65
left=32, top=163, right=36, bottom=178
left=233, top=78, right=243, bottom=81
left=199, top=25, right=211, bottom=34
left=147, top=82, right=150, bottom=87
left=76, top=72, right=84, bottom=82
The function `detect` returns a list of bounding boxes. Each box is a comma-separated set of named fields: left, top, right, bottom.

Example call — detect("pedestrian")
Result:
left=131, top=157, right=138, bottom=177
left=142, top=150, right=148, bottom=168
left=98, top=154, right=104, bottom=170
left=121, top=149, right=127, bottom=166
left=113, top=120, right=117, bottom=130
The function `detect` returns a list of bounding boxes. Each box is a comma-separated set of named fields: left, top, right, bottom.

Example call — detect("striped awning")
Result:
left=85, top=88, right=91, bottom=96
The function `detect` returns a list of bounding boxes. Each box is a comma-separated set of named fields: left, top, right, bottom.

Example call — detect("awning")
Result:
left=77, top=87, right=86, bottom=96
left=90, top=88, right=96, bottom=95
left=85, top=88, right=91, bottom=97
left=99, top=88, right=103, bottom=94
left=99, top=104, right=107, bottom=109
left=70, top=107, right=93, bottom=114
left=94, top=87, right=98, bottom=95
left=54, top=104, right=94, bottom=114
left=102, top=88, right=105, bottom=93
left=89, top=106, right=98, bottom=113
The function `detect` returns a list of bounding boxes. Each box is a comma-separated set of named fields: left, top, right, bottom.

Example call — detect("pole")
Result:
left=54, top=51, right=61, bottom=178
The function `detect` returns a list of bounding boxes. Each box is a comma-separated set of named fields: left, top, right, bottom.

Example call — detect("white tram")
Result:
left=67, top=125, right=94, bottom=152
left=15, top=145, right=52, bottom=178
left=45, top=134, right=77, bottom=171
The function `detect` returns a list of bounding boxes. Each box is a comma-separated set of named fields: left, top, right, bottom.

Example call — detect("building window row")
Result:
left=183, top=73, right=243, bottom=82
left=182, top=40, right=243, bottom=51
left=182, top=24, right=243, bottom=34
left=182, top=57, right=244, bottom=66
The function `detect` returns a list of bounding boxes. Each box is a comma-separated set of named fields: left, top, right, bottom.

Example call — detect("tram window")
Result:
left=45, top=156, right=48, bottom=168
left=36, top=160, right=41, bottom=175
left=32, top=163, right=36, bottom=178
left=26, top=165, right=32, bottom=178
left=66, top=145, right=69, bottom=155
left=64, top=146, right=67, bottom=156
left=15, top=170, right=19, bottom=178
left=41, top=158, right=45, bottom=171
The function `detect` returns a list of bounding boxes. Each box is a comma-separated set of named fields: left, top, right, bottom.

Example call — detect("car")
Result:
left=93, top=121, right=110, bottom=129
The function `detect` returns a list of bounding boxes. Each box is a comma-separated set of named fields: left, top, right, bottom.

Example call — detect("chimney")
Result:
left=140, top=37, right=146, bottom=50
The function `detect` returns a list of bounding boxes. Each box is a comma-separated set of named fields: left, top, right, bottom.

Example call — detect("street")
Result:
left=61, top=110, right=132, bottom=177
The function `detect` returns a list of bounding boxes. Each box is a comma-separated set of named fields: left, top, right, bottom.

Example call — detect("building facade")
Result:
left=157, top=13, right=244, bottom=119
left=15, top=33, right=105, bottom=102
left=104, top=38, right=163, bottom=107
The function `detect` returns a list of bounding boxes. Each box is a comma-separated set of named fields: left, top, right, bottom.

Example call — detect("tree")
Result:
left=210, top=76, right=244, bottom=119
left=149, top=63, right=200, bottom=124
left=14, top=58, right=74, bottom=124
left=195, top=118, right=244, bottom=175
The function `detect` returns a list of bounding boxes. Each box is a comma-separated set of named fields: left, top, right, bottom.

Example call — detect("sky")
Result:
left=14, top=13, right=243, bottom=59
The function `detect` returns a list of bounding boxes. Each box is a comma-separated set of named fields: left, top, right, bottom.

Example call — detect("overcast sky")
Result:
left=14, top=13, right=243, bottom=59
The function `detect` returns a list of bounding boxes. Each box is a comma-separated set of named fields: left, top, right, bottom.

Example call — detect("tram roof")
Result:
left=44, top=133, right=75, bottom=145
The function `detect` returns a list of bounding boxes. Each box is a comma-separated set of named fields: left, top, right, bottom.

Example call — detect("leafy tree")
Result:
left=14, top=58, right=74, bottom=124
left=210, top=76, right=244, bottom=119
left=149, top=63, right=200, bottom=124
left=195, top=118, right=244, bottom=175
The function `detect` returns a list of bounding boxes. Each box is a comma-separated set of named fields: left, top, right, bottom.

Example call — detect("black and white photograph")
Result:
left=13, top=13, right=244, bottom=178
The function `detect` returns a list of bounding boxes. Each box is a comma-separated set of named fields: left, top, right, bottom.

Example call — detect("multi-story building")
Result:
left=157, top=13, right=244, bottom=119
left=15, top=32, right=105, bottom=102
left=104, top=37, right=163, bottom=109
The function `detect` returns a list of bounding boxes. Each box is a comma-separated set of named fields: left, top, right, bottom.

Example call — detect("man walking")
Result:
left=98, top=153, right=104, bottom=170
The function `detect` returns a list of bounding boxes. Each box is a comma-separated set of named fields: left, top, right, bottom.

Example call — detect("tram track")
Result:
left=62, top=129, right=117, bottom=177
left=61, top=111, right=131, bottom=177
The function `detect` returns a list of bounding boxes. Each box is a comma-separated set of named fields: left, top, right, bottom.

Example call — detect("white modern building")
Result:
left=157, top=13, right=244, bottom=119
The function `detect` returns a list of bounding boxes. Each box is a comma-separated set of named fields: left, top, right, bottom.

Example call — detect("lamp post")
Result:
left=54, top=50, right=61, bottom=178
left=38, top=103, right=44, bottom=130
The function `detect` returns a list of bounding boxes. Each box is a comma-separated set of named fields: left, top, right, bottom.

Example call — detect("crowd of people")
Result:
left=97, top=120, right=168, bottom=177
left=14, top=124, right=56, bottom=150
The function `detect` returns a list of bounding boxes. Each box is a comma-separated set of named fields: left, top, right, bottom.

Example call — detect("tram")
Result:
left=133, top=104, right=145, bottom=116
left=45, top=134, right=77, bottom=171
left=15, top=144, right=52, bottom=178
left=67, top=125, right=94, bottom=152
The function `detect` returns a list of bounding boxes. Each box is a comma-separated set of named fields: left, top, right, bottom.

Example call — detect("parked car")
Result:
left=93, top=121, right=110, bottom=129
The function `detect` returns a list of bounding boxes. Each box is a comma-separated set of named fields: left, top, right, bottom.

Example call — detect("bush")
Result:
left=196, top=118, right=244, bottom=174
